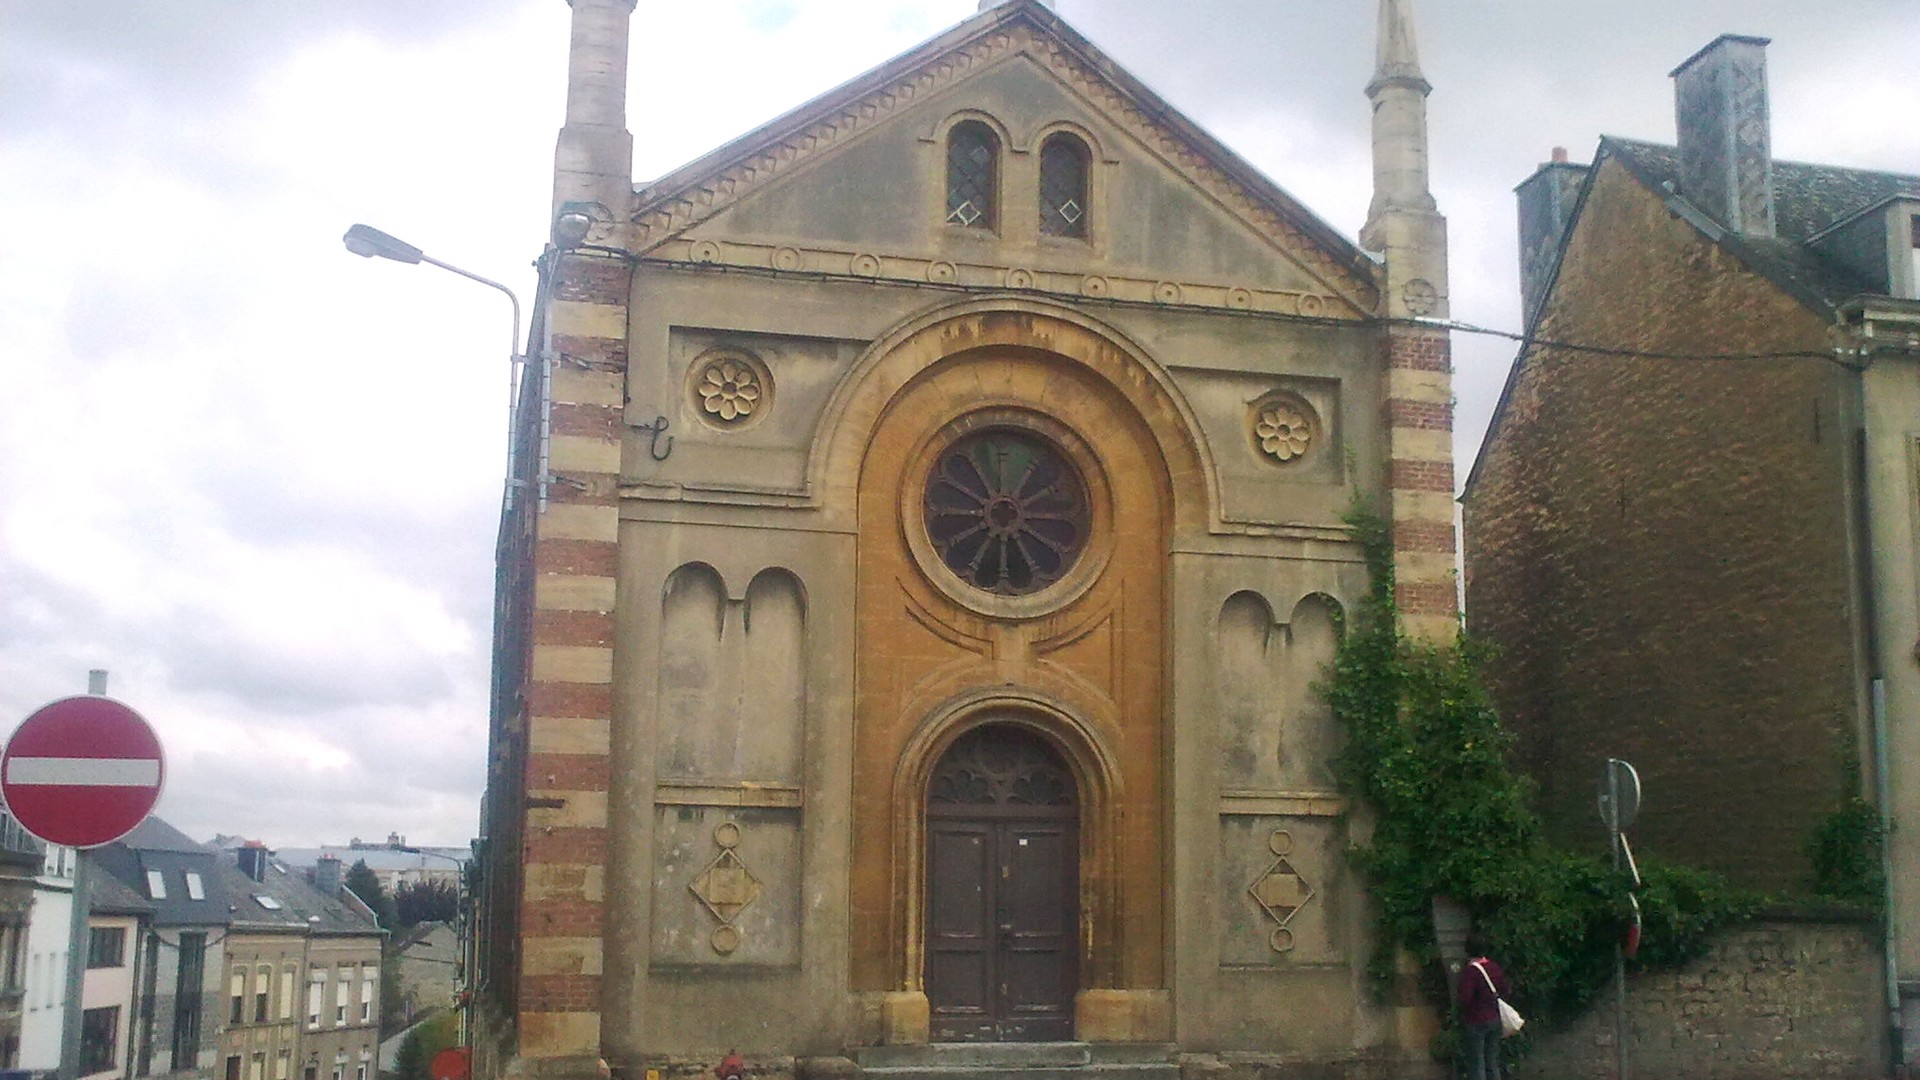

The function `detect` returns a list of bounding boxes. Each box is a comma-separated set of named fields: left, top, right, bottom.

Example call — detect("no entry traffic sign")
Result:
left=2, top=696, right=164, bottom=848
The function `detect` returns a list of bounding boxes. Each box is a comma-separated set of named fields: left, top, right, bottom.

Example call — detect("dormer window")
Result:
left=946, top=121, right=998, bottom=229
left=1039, top=133, right=1090, bottom=238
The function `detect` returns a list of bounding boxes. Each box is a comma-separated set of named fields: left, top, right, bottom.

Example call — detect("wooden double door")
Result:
left=925, top=726, right=1079, bottom=1041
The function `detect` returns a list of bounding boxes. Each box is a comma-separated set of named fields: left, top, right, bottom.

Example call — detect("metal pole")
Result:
left=60, top=672, right=107, bottom=1080
left=1610, top=763, right=1628, bottom=1080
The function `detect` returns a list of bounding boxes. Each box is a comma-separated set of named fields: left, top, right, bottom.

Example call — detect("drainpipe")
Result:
left=1846, top=315, right=1902, bottom=1069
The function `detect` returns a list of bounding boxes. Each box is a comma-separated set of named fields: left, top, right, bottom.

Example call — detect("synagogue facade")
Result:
left=475, top=2, right=1457, bottom=1077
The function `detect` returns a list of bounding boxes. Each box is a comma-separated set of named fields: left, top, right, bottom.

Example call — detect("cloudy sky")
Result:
left=1, top=0, right=1913, bottom=848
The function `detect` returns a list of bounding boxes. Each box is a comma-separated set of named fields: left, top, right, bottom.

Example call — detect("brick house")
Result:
left=1461, top=32, right=1920, bottom=1062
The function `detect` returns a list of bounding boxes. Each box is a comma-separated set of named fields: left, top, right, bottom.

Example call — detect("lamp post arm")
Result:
left=420, top=255, right=522, bottom=362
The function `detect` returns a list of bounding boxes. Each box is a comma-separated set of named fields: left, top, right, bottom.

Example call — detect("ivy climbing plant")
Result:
left=1323, top=506, right=1755, bottom=1036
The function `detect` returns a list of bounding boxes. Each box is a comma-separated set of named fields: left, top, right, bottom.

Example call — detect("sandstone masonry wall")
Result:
left=1463, top=158, right=1860, bottom=893
left=1518, top=917, right=1884, bottom=1080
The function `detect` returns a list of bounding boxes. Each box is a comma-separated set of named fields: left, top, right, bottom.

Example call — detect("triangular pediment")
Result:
left=628, top=1, right=1381, bottom=316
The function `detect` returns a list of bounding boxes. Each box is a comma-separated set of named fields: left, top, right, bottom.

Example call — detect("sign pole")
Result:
left=57, top=670, right=112, bottom=1080
left=1610, top=762, right=1627, bottom=1080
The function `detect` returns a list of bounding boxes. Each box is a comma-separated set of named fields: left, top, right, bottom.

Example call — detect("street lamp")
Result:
left=341, top=224, right=531, bottom=507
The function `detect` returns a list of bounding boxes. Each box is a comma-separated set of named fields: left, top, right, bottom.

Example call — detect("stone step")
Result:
left=852, top=1060, right=1167, bottom=1076
left=852, top=1042, right=1178, bottom=1080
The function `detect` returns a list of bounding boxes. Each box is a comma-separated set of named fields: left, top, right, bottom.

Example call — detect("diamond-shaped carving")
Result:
left=690, top=848, right=761, bottom=924
left=1248, top=830, right=1316, bottom=953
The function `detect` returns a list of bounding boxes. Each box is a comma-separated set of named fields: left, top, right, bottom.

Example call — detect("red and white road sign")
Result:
left=2, top=696, right=164, bottom=848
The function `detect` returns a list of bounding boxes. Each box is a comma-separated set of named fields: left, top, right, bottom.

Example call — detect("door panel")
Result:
left=927, top=823, right=994, bottom=1038
left=927, top=815, right=1077, bottom=1041
left=999, top=823, right=1076, bottom=1040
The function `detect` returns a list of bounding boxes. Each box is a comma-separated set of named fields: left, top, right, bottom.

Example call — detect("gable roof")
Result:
left=1605, top=137, right=1920, bottom=313
left=88, top=815, right=230, bottom=927
left=626, top=0, right=1381, bottom=309
left=1464, top=137, right=1920, bottom=501
left=216, top=857, right=380, bottom=937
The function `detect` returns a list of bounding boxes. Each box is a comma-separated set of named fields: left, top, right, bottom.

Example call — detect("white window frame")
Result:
left=145, top=870, right=167, bottom=899
left=185, top=872, right=205, bottom=901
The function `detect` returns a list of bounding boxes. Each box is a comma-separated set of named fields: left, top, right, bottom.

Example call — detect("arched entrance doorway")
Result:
left=925, top=724, right=1078, bottom=1042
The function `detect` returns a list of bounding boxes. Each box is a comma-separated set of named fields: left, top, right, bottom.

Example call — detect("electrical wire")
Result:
left=624, top=254, right=1893, bottom=369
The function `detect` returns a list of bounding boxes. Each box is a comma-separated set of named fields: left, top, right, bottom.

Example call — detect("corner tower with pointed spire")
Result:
left=1361, top=0, right=1458, bottom=642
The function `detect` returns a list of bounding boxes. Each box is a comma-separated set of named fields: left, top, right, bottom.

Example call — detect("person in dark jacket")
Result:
left=1457, top=944, right=1509, bottom=1080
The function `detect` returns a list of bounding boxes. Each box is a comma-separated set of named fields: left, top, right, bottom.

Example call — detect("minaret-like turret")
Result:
left=1361, top=0, right=1458, bottom=643
left=554, top=0, right=638, bottom=217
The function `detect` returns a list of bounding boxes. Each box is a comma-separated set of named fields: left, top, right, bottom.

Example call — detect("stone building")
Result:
left=1462, top=33, right=1920, bottom=1073
left=476, top=1, right=1458, bottom=1077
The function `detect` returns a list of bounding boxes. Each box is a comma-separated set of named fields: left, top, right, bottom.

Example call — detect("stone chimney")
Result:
left=1671, top=34, right=1775, bottom=237
left=238, top=841, right=269, bottom=883
left=313, top=854, right=342, bottom=897
left=1515, top=147, right=1590, bottom=322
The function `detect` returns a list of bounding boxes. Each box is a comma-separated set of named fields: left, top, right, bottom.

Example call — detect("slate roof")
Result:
left=1603, top=136, right=1920, bottom=313
left=1464, top=138, right=1919, bottom=501
left=88, top=817, right=230, bottom=927
left=86, top=864, right=153, bottom=917
left=215, top=857, right=380, bottom=937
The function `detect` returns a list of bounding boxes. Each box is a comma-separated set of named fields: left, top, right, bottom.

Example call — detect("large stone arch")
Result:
left=812, top=296, right=1215, bottom=539
left=838, top=299, right=1187, bottom=1043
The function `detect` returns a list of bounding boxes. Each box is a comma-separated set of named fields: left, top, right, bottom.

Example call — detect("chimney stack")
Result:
left=238, top=841, right=269, bottom=883
left=1671, top=34, right=1775, bottom=237
left=314, top=854, right=343, bottom=897
left=1515, top=149, right=1590, bottom=323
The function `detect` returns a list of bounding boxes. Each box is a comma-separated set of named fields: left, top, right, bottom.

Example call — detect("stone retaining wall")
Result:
left=1517, top=917, right=1884, bottom=1080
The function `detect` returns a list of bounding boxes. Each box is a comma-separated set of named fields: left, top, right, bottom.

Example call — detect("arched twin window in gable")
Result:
left=1038, top=133, right=1090, bottom=238
left=946, top=121, right=999, bottom=229
left=943, top=122, right=1093, bottom=239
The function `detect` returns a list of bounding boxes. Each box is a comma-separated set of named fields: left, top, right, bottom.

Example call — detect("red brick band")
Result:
left=523, top=827, right=610, bottom=864
left=1390, top=458, right=1455, bottom=493
left=526, top=682, right=613, bottom=718
left=553, top=259, right=630, bottom=306
left=519, top=974, right=602, bottom=1012
left=549, top=402, right=622, bottom=440
left=525, top=754, right=613, bottom=792
left=1387, top=333, right=1451, bottom=372
left=1393, top=520, right=1456, bottom=554
left=1387, top=398, right=1454, bottom=431
left=532, top=610, right=615, bottom=648
left=1396, top=580, right=1458, bottom=616
left=535, top=538, right=619, bottom=577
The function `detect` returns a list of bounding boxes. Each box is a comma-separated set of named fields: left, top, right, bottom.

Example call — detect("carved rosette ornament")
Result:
left=1252, top=396, right=1316, bottom=463
left=691, top=352, right=770, bottom=428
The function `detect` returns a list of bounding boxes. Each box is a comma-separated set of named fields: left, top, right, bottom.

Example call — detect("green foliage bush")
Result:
left=1324, top=507, right=1754, bottom=1040
left=1808, top=795, right=1886, bottom=905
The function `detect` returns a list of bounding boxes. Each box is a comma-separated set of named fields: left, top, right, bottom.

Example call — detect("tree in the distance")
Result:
left=393, top=878, right=458, bottom=928
left=345, top=860, right=397, bottom=930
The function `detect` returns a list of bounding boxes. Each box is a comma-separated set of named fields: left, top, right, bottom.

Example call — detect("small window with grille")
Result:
left=946, top=121, right=998, bottom=230
left=1039, top=133, right=1090, bottom=238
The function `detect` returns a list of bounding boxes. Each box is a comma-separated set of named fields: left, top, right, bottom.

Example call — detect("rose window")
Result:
left=1255, top=403, right=1314, bottom=462
left=924, top=431, right=1089, bottom=596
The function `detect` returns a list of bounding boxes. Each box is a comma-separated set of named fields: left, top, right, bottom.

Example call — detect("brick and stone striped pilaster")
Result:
left=516, top=253, right=627, bottom=1063
left=1386, top=323, right=1458, bottom=642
